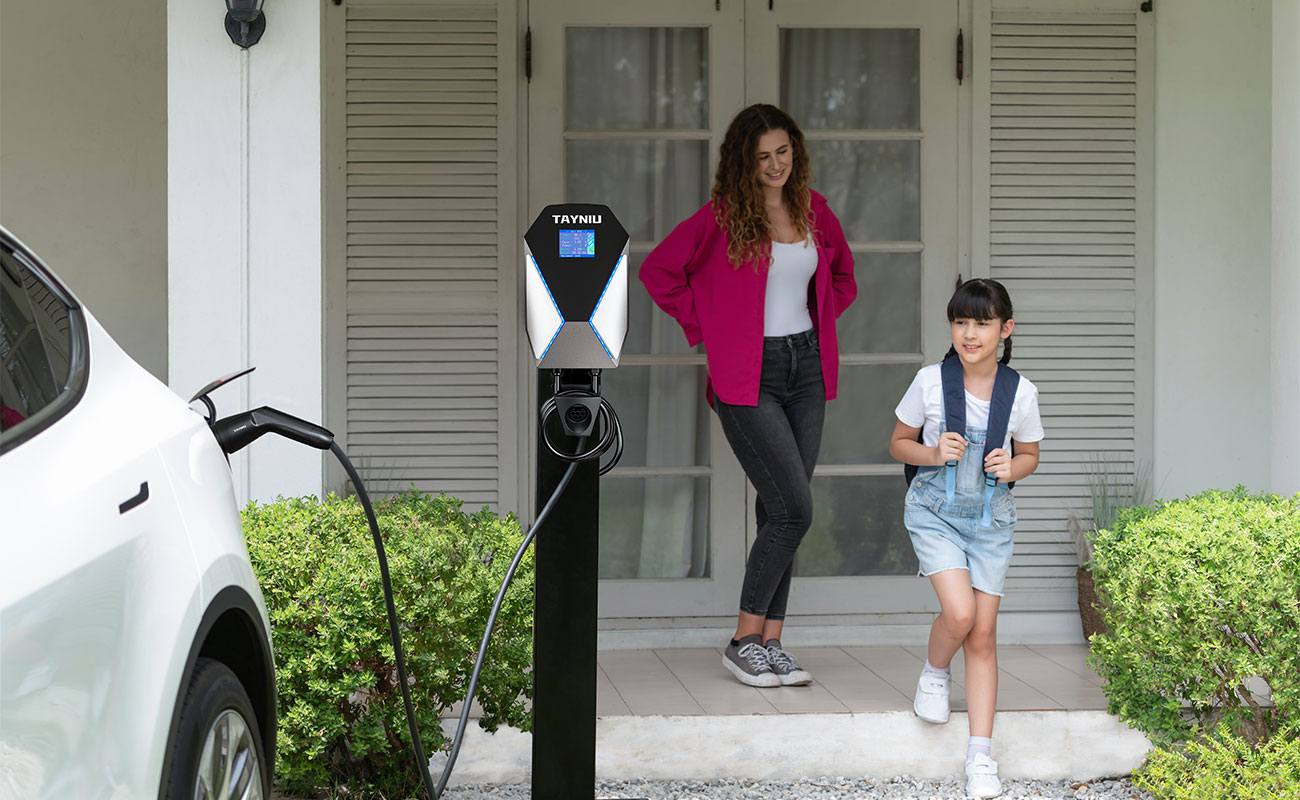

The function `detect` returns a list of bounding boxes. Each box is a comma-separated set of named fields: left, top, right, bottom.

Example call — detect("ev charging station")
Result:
left=183, top=203, right=634, bottom=800
left=525, top=204, right=628, bottom=800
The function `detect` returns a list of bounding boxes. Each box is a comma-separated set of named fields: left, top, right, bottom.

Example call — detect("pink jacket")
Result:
left=639, top=190, right=857, bottom=406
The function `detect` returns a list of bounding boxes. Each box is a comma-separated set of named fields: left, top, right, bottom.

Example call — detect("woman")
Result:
left=639, top=103, right=857, bottom=686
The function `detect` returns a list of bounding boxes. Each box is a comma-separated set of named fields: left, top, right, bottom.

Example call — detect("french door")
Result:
left=528, top=0, right=959, bottom=622
left=746, top=0, right=960, bottom=615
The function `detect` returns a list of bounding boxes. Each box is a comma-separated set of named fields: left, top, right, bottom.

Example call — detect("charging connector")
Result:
left=539, top=370, right=623, bottom=474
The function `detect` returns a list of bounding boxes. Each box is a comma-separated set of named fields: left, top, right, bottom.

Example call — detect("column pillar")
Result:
left=169, top=3, right=324, bottom=502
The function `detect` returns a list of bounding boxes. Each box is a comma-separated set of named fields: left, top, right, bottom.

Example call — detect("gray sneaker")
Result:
left=765, top=639, right=813, bottom=686
left=722, top=635, right=780, bottom=687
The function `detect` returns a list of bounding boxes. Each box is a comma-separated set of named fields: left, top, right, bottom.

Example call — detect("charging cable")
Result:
left=199, top=391, right=602, bottom=800
left=339, top=439, right=586, bottom=800
left=330, top=440, right=440, bottom=800
left=431, top=439, right=583, bottom=798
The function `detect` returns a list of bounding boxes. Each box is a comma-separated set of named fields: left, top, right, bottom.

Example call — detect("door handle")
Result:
left=119, top=482, right=149, bottom=514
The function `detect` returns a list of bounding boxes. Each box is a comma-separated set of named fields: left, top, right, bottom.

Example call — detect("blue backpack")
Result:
left=904, top=355, right=1020, bottom=526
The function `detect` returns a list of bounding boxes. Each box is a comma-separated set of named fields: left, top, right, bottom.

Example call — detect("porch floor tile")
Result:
left=597, top=644, right=1108, bottom=715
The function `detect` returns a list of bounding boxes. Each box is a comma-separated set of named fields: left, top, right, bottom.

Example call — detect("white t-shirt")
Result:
left=894, top=362, right=1045, bottom=451
left=763, top=236, right=817, bottom=336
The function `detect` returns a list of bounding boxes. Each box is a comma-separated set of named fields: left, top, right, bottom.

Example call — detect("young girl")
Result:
left=640, top=104, right=857, bottom=687
left=889, top=278, right=1043, bottom=799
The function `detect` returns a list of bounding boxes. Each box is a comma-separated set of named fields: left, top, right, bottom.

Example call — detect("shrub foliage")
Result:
left=1135, top=724, right=1300, bottom=800
left=242, top=491, right=534, bottom=798
left=1088, top=488, right=1300, bottom=748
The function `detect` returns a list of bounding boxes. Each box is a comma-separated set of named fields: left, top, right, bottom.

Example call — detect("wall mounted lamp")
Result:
left=225, top=0, right=267, bottom=48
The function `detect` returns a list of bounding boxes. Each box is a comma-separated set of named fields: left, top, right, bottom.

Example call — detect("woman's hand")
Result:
left=984, top=448, right=1013, bottom=481
left=935, top=432, right=967, bottom=465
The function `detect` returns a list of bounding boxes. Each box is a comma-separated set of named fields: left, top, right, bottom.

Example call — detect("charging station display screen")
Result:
left=558, top=229, right=596, bottom=258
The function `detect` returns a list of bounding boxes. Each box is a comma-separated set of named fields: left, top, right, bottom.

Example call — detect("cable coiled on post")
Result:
left=538, top=389, right=623, bottom=475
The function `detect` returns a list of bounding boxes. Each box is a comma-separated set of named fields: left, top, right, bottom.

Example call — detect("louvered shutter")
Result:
left=973, top=1, right=1153, bottom=606
left=335, top=0, right=517, bottom=509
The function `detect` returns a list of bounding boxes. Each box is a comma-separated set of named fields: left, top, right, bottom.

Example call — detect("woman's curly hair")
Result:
left=711, top=104, right=814, bottom=270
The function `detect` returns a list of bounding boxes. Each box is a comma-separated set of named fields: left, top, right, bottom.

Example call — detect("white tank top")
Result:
left=763, top=236, right=817, bottom=336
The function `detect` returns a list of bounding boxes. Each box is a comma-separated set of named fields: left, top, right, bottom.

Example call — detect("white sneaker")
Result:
left=965, top=753, right=1002, bottom=798
left=913, top=669, right=951, bottom=724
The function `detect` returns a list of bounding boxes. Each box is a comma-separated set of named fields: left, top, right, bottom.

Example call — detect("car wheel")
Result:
left=165, top=656, right=268, bottom=800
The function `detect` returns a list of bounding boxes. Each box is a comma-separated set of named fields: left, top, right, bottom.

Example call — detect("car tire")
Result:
left=164, top=656, right=269, bottom=800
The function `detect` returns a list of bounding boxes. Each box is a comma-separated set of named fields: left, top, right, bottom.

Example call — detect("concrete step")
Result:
left=435, top=710, right=1151, bottom=787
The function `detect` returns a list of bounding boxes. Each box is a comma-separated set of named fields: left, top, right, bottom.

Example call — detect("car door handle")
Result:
left=119, top=482, right=149, bottom=514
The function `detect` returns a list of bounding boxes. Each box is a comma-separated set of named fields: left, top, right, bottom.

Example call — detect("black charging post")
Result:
left=533, top=369, right=601, bottom=800
left=523, top=206, right=629, bottom=800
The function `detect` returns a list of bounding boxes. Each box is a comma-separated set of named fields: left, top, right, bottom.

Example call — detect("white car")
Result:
left=0, top=226, right=274, bottom=799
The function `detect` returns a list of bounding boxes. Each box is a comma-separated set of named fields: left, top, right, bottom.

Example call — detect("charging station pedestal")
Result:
left=524, top=205, right=629, bottom=800
left=533, top=378, right=600, bottom=799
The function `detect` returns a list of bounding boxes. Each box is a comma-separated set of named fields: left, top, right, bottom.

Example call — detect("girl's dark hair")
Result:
left=943, top=278, right=1015, bottom=364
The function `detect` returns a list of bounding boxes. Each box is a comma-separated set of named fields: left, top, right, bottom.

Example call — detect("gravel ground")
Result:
left=438, top=776, right=1151, bottom=799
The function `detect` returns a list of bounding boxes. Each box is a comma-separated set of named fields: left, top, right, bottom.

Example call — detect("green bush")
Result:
left=1135, top=724, right=1300, bottom=800
left=1087, top=488, right=1300, bottom=747
left=242, top=491, right=534, bottom=799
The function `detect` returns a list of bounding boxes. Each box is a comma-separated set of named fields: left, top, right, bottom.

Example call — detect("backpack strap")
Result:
left=902, top=355, right=966, bottom=494
left=980, top=362, right=1021, bottom=526
left=939, top=354, right=965, bottom=504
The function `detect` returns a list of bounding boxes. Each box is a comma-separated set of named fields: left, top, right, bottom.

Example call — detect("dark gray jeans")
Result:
left=714, top=329, right=825, bottom=621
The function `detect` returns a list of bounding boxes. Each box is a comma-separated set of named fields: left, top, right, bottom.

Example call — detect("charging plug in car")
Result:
left=211, top=406, right=333, bottom=455
left=190, top=367, right=333, bottom=455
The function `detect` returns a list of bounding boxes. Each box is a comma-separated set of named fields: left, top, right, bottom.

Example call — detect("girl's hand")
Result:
left=935, top=432, right=967, bottom=464
left=985, top=448, right=1013, bottom=481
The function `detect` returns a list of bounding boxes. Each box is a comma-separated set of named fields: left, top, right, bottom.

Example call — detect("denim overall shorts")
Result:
left=903, top=422, right=1017, bottom=596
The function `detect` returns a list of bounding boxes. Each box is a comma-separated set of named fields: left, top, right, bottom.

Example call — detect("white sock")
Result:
left=967, top=736, right=992, bottom=761
left=923, top=658, right=951, bottom=677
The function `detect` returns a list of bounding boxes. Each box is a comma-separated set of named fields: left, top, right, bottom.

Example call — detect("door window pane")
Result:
left=778, top=24, right=939, bottom=584
left=600, top=365, right=710, bottom=468
left=820, top=363, right=918, bottom=464
left=836, top=252, right=921, bottom=354
left=567, top=28, right=708, bottom=130
left=600, top=476, right=710, bottom=578
left=781, top=28, right=920, bottom=130
left=808, top=140, right=920, bottom=241
left=796, top=475, right=917, bottom=576
left=566, top=139, right=708, bottom=242
left=566, top=25, right=716, bottom=587
left=623, top=252, right=706, bottom=356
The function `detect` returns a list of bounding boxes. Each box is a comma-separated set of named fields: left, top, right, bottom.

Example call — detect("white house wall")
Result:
left=315, top=0, right=1284, bottom=513
left=4, top=0, right=1281, bottom=505
left=168, top=2, right=325, bottom=504
left=1152, top=0, right=1273, bottom=499
left=1274, top=0, right=1300, bottom=495
left=246, top=2, right=326, bottom=504
left=0, top=0, right=167, bottom=381
left=0, top=0, right=1289, bottom=639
